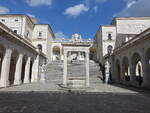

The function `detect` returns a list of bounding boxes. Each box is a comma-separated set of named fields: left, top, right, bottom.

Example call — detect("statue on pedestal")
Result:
left=40, top=62, right=47, bottom=83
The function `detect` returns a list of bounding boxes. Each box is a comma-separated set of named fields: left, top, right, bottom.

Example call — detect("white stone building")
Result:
left=94, top=17, right=150, bottom=88
left=32, top=24, right=55, bottom=62
left=94, top=25, right=116, bottom=63
left=94, top=17, right=150, bottom=64
left=0, top=21, right=46, bottom=87
left=51, top=34, right=95, bottom=61
left=0, top=14, right=55, bottom=62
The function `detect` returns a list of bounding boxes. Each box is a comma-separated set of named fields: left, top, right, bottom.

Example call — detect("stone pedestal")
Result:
left=62, top=43, right=90, bottom=88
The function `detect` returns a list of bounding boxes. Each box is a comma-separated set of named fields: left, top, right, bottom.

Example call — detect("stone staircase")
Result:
left=45, top=60, right=102, bottom=85
left=45, top=61, right=63, bottom=83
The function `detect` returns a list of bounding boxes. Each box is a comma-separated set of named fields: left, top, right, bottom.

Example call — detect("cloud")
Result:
left=115, top=0, right=150, bottom=17
left=64, top=4, right=89, bottom=17
left=26, top=0, right=52, bottom=7
left=27, top=13, right=36, bottom=18
left=85, top=0, right=108, bottom=5
left=126, top=0, right=136, bottom=8
left=0, top=6, right=9, bottom=14
left=55, top=32, right=67, bottom=38
left=93, top=6, right=98, bottom=12
left=95, top=0, right=108, bottom=3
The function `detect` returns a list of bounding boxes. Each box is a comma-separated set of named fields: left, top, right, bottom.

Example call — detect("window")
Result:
left=1, top=19, right=5, bottom=22
left=26, top=31, right=29, bottom=38
left=15, top=19, right=19, bottom=22
left=14, top=30, right=17, bottom=34
left=37, top=44, right=42, bottom=52
left=108, top=33, right=112, bottom=40
left=38, top=32, right=42, bottom=37
left=107, top=45, right=113, bottom=54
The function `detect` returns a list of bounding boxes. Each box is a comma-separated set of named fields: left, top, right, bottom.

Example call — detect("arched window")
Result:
left=108, top=33, right=112, bottom=40
left=107, top=45, right=113, bottom=54
left=37, top=44, right=42, bottom=52
left=38, top=31, right=42, bottom=37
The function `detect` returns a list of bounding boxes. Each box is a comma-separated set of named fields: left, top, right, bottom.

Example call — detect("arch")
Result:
left=132, top=53, right=143, bottom=86
left=37, top=44, right=42, bottom=52
left=0, top=44, right=5, bottom=79
left=9, top=50, right=19, bottom=85
left=122, top=57, right=130, bottom=81
left=115, top=59, right=121, bottom=81
left=89, top=47, right=96, bottom=60
left=107, top=45, right=113, bottom=54
left=53, top=46, right=61, bottom=60
left=145, top=48, right=150, bottom=75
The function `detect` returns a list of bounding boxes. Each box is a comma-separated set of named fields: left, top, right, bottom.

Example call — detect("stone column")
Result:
left=85, top=51, right=90, bottom=87
left=120, top=62, right=125, bottom=84
left=0, top=48, right=12, bottom=87
left=63, top=51, right=67, bottom=86
left=110, top=55, right=116, bottom=82
left=14, top=53, right=23, bottom=85
left=129, top=61, right=136, bottom=86
left=24, top=57, right=31, bottom=83
left=141, top=57, right=150, bottom=87
left=31, top=55, right=40, bottom=82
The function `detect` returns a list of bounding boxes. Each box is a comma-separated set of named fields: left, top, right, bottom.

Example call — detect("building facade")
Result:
left=94, top=17, right=150, bottom=88
left=0, top=21, right=46, bottom=87
left=51, top=33, right=95, bottom=61
left=0, top=14, right=55, bottom=62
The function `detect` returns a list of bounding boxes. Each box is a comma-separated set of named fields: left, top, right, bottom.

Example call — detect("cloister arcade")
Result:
left=52, top=46, right=61, bottom=61
left=111, top=29, right=150, bottom=88
left=0, top=24, right=46, bottom=88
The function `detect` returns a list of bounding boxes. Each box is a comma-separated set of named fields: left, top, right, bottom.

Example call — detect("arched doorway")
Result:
left=115, top=59, right=121, bottom=81
left=9, top=50, right=18, bottom=85
left=89, top=47, right=96, bottom=60
left=107, top=45, right=113, bottom=54
left=145, top=48, right=150, bottom=76
left=132, top=53, right=143, bottom=86
left=53, top=46, right=61, bottom=61
left=37, top=44, right=42, bottom=52
left=0, top=44, right=5, bottom=79
left=122, top=57, right=130, bottom=81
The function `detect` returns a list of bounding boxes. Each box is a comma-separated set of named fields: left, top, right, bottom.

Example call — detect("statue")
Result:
left=72, top=33, right=82, bottom=42
left=40, top=62, right=47, bottom=83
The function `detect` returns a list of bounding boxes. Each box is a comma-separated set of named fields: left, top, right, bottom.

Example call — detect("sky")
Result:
left=0, top=0, right=150, bottom=39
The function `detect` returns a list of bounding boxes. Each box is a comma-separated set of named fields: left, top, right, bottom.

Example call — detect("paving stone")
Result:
left=0, top=61, right=150, bottom=113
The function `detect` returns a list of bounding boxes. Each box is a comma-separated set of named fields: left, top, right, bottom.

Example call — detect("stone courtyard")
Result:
left=0, top=61, right=150, bottom=113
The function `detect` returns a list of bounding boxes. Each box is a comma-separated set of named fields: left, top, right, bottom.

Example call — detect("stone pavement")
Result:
left=0, top=61, right=150, bottom=113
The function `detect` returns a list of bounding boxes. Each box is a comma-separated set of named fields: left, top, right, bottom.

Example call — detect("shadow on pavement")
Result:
left=0, top=92, right=150, bottom=113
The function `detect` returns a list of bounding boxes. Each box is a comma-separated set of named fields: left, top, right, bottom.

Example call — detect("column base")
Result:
left=14, top=80, right=22, bottom=85
left=0, top=80, right=9, bottom=87
left=24, top=79, right=30, bottom=84
left=31, top=79, right=38, bottom=83
left=142, top=82, right=150, bottom=88
left=40, top=78, right=45, bottom=83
